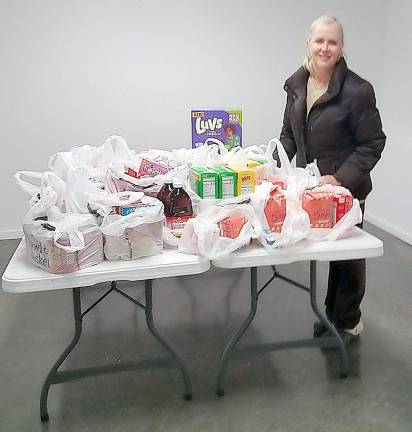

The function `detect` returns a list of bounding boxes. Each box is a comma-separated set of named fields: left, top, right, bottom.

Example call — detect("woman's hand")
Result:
left=319, top=175, right=341, bottom=186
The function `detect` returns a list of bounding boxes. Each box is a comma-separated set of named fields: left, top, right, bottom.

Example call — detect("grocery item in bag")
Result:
left=138, top=159, right=170, bottom=177
left=264, top=187, right=286, bottom=234
left=218, top=215, right=246, bottom=239
left=333, top=193, right=353, bottom=224
left=23, top=223, right=103, bottom=274
left=229, top=167, right=255, bottom=195
left=302, top=191, right=334, bottom=228
left=104, top=224, right=163, bottom=261
left=156, top=179, right=173, bottom=205
left=189, top=167, right=218, bottom=199
left=209, top=166, right=237, bottom=199
left=164, top=180, right=193, bottom=238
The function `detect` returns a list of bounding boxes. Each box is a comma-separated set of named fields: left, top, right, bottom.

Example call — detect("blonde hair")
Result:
left=304, top=14, right=345, bottom=75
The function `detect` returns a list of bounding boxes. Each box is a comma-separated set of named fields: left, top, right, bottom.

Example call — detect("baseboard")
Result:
left=0, top=229, right=23, bottom=240
left=365, top=212, right=412, bottom=246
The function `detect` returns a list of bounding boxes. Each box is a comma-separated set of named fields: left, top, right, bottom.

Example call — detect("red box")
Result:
left=218, top=215, right=246, bottom=239
left=333, top=194, right=353, bottom=224
left=264, top=188, right=286, bottom=233
left=302, top=191, right=334, bottom=228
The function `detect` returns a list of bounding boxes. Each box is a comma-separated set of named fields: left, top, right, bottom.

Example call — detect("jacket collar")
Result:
left=284, top=57, right=348, bottom=104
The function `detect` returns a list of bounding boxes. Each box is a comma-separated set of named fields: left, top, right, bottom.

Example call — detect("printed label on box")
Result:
left=191, top=110, right=242, bottom=150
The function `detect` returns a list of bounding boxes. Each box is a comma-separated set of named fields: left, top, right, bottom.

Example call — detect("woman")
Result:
left=278, top=15, right=386, bottom=339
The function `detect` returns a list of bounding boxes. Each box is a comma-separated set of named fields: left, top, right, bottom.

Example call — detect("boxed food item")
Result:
left=209, top=166, right=237, bottom=199
left=264, top=187, right=286, bottom=234
left=333, top=193, right=353, bottom=224
left=218, top=215, right=247, bottom=239
left=23, top=223, right=104, bottom=274
left=189, top=167, right=218, bottom=199
left=302, top=191, right=334, bottom=228
left=137, top=159, right=170, bottom=178
left=229, top=167, right=255, bottom=196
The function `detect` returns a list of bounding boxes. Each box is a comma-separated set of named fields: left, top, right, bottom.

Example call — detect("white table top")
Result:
left=212, top=228, right=383, bottom=269
left=2, top=240, right=210, bottom=293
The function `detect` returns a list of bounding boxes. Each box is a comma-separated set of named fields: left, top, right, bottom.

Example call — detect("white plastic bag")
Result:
left=251, top=181, right=310, bottom=249
left=303, top=184, right=362, bottom=241
left=179, top=201, right=260, bottom=259
left=88, top=191, right=164, bottom=260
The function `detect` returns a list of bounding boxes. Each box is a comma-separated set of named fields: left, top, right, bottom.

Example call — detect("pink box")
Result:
left=137, top=159, right=169, bottom=178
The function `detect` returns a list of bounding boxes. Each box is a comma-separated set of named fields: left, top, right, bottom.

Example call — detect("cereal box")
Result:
left=191, top=110, right=242, bottom=150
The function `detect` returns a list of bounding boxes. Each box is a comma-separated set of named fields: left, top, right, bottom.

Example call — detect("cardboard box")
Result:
left=302, top=191, right=334, bottom=228
left=209, top=166, right=237, bottom=199
left=333, top=194, right=353, bottom=224
left=218, top=215, right=246, bottom=239
left=229, top=167, right=255, bottom=196
left=191, top=110, right=242, bottom=150
left=264, top=188, right=286, bottom=233
left=189, top=167, right=218, bottom=199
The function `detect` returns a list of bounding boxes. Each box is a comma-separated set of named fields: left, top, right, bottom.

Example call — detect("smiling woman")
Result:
left=276, top=14, right=386, bottom=340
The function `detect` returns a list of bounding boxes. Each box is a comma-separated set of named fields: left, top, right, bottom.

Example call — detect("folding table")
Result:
left=212, top=228, right=383, bottom=396
left=2, top=240, right=210, bottom=421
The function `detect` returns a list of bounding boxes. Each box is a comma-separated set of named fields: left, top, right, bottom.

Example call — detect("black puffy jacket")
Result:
left=279, top=58, right=386, bottom=199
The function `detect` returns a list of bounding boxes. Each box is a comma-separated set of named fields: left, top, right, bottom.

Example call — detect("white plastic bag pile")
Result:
left=15, top=135, right=363, bottom=271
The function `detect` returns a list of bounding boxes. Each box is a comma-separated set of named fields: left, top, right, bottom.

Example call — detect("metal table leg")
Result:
left=216, top=262, right=350, bottom=395
left=145, top=280, right=192, bottom=400
left=40, top=288, right=82, bottom=422
left=216, top=267, right=258, bottom=396
left=40, top=281, right=192, bottom=421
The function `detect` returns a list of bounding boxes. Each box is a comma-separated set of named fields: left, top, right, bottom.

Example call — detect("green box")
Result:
left=209, top=166, right=237, bottom=199
left=189, top=167, right=218, bottom=199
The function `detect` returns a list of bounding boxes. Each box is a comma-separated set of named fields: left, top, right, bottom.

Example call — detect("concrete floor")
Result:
left=1, top=222, right=411, bottom=432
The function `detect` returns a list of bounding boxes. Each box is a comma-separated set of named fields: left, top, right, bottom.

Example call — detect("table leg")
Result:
left=144, top=280, right=192, bottom=400
left=216, top=267, right=258, bottom=396
left=40, top=288, right=82, bottom=422
left=309, top=261, right=349, bottom=378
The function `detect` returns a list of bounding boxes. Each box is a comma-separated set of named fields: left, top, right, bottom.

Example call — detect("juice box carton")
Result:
left=209, top=166, right=237, bottom=199
left=191, top=110, right=242, bottom=150
left=333, top=194, right=353, bottom=224
left=189, top=167, right=218, bottom=199
left=229, top=166, right=255, bottom=196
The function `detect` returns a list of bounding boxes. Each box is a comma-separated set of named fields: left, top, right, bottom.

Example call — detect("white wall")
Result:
left=365, top=0, right=412, bottom=244
left=0, top=0, right=389, bottom=238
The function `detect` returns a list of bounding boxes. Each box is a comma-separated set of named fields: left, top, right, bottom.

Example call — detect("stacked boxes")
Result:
left=209, top=166, right=237, bottom=199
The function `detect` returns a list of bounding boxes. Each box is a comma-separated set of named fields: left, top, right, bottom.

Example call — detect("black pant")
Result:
left=325, top=203, right=365, bottom=329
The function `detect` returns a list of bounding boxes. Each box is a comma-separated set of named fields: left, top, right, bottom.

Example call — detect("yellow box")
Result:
left=246, top=160, right=262, bottom=168
left=230, top=167, right=255, bottom=195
